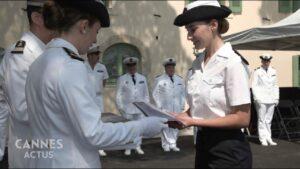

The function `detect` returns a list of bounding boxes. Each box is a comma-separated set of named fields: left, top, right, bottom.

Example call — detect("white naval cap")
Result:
left=87, top=44, right=101, bottom=54
left=123, top=56, right=139, bottom=65
left=27, top=0, right=44, bottom=7
left=260, top=53, right=272, bottom=61
left=163, top=58, right=176, bottom=66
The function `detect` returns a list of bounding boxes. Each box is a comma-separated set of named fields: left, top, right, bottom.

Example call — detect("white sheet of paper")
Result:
left=133, top=102, right=178, bottom=121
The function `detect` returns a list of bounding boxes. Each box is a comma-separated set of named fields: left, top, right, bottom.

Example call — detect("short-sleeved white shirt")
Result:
left=186, top=43, right=250, bottom=120
left=85, top=62, right=109, bottom=96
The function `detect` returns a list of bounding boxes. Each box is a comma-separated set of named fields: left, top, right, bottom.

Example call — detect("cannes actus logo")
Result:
left=15, top=139, right=63, bottom=159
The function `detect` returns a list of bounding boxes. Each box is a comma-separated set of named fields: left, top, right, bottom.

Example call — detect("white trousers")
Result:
left=124, top=113, right=145, bottom=148
left=255, top=102, right=276, bottom=142
left=161, top=127, right=179, bottom=149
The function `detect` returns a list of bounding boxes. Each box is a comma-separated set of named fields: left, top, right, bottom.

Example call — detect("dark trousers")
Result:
left=0, top=147, right=8, bottom=169
left=195, top=128, right=252, bottom=169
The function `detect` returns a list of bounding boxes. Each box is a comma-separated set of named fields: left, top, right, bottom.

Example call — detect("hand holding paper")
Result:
left=133, top=102, right=185, bottom=129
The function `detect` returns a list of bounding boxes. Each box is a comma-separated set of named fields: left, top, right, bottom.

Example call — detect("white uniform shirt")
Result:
left=85, top=62, right=109, bottom=111
left=252, top=66, right=279, bottom=104
left=0, top=31, right=45, bottom=166
left=25, top=38, right=142, bottom=168
left=186, top=43, right=250, bottom=120
left=152, top=73, right=185, bottom=113
left=116, top=73, right=150, bottom=116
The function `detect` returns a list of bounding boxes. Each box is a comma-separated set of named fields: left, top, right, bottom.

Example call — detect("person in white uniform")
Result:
left=85, top=44, right=109, bottom=156
left=152, top=58, right=185, bottom=152
left=116, top=56, right=150, bottom=156
left=25, top=1, right=167, bottom=168
left=173, top=1, right=252, bottom=168
left=0, top=0, right=57, bottom=167
left=252, top=54, right=279, bottom=146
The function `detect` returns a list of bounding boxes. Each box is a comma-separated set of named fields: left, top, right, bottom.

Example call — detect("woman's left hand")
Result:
left=173, top=112, right=195, bottom=128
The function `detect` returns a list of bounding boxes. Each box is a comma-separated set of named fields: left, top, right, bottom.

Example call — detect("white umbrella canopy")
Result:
left=224, top=9, right=300, bottom=51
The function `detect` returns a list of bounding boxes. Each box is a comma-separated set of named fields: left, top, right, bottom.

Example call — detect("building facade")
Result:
left=0, top=0, right=299, bottom=114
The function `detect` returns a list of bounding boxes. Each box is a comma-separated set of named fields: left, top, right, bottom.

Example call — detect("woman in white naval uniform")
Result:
left=25, top=1, right=167, bottom=168
left=116, top=57, right=150, bottom=155
left=85, top=44, right=109, bottom=156
left=0, top=0, right=57, bottom=167
left=85, top=44, right=109, bottom=113
left=152, top=58, right=185, bottom=152
left=173, top=1, right=252, bottom=168
left=252, top=54, right=279, bottom=146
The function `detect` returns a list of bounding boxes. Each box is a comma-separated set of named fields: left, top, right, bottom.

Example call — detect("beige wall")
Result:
left=0, top=1, right=297, bottom=115
left=222, top=0, right=297, bottom=87
left=0, top=1, right=28, bottom=48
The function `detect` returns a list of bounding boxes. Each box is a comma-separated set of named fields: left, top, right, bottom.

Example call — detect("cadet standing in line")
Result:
left=173, top=0, right=252, bottom=168
left=0, top=0, right=57, bottom=167
left=25, top=0, right=167, bottom=168
left=116, top=57, right=150, bottom=156
left=252, top=54, right=279, bottom=146
left=85, top=44, right=109, bottom=156
left=152, top=58, right=185, bottom=152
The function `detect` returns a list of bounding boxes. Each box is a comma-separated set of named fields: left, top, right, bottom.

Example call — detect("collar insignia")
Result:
left=63, top=47, right=84, bottom=62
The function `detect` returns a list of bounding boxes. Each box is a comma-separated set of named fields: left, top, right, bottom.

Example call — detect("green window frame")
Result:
left=102, top=43, right=142, bottom=86
left=229, top=0, right=242, bottom=14
left=278, top=0, right=300, bottom=13
left=292, top=55, right=300, bottom=87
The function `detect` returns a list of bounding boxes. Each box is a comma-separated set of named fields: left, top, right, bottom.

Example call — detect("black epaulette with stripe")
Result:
left=233, top=48, right=249, bottom=65
left=175, top=74, right=183, bottom=79
left=155, top=74, right=162, bottom=78
left=11, top=40, right=26, bottom=54
left=63, top=47, right=84, bottom=62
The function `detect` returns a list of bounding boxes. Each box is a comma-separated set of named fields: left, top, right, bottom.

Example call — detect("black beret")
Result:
left=56, top=0, right=110, bottom=27
left=174, top=1, right=231, bottom=27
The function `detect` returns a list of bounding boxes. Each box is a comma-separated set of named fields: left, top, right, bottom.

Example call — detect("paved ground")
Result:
left=1, top=136, right=300, bottom=168
left=101, top=136, right=300, bottom=168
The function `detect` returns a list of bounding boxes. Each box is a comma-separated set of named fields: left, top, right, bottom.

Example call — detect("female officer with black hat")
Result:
left=173, top=0, right=252, bottom=168
left=25, top=0, right=167, bottom=168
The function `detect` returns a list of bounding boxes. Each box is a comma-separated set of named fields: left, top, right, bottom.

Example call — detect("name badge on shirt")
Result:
left=139, top=81, right=145, bottom=84
left=97, top=70, right=104, bottom=73
left=178, top=83, right=182, bottom=86
left=272, top=74, right=276, bottom=77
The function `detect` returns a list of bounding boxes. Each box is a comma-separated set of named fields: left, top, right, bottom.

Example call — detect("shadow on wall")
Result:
left=0, top=1, right=28, bottom=48
left=259, top=1, right=291, bottom=25
left=101, top=1, right=193, bottom=114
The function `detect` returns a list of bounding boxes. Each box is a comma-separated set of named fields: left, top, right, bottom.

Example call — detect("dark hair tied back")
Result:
left=42, top=0, right=64, bottom=31
left=218, top=18, right=229, bottom=34
left=42, top=0, right=98, bottom=33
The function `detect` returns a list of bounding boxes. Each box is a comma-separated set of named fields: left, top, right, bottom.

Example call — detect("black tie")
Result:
left=169, top=76, right=174, bottom=83
left=132, top=74, right=136, bottom=85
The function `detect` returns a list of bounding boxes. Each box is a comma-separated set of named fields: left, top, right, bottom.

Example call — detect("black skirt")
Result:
left=195, top=128, right=252, bottom=169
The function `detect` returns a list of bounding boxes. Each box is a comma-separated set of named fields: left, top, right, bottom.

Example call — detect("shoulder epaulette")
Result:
left=63, top=47, right=84, bottom=62
left=155, top=74, right=162, bottom=78
left=233, top=48, right=249, bottom=65
left=175, top=74, right=183, bottom=79
left=11, top=40, right=26, bottom=54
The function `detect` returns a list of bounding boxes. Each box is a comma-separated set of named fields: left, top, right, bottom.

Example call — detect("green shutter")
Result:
left=292, top=0, right=300, bottom=12
left=229, top=0, right=242, bottom=14
left=292, top=55, right=300, bottom=87
left=278, top=0, right=292, bottom=13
